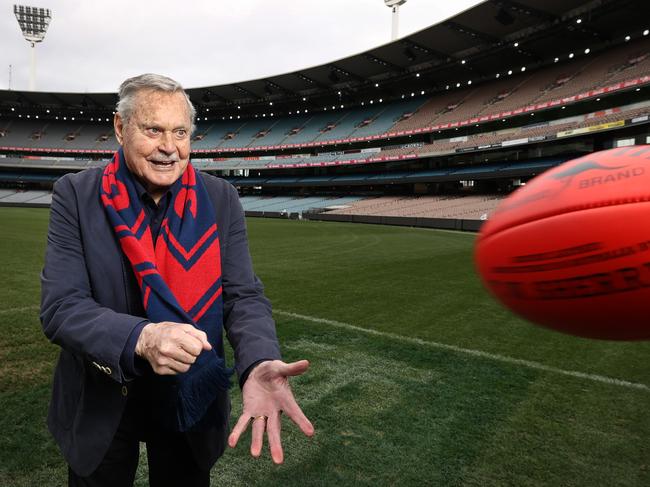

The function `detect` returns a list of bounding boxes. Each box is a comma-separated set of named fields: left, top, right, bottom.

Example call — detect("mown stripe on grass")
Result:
left=274, top=309, right=650, bottom=392
left=0, top=305, right=39, bottom=315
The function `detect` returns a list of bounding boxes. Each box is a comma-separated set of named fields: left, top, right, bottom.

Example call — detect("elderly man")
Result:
left=40, top=73, right=313, bottom=487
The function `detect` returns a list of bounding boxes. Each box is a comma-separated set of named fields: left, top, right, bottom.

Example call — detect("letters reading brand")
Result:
left=578, top=166, right=645, bottom=189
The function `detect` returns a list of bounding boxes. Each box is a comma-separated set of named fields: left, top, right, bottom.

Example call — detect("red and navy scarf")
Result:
left=101, top=149, right=232, bottom=431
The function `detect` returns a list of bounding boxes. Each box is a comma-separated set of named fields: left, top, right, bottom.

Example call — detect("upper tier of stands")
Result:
left=2, top=100, right=647, bottom=173
left=1, top=37, right=648, bottom=154
left=391, top=38, right=650, bottom=131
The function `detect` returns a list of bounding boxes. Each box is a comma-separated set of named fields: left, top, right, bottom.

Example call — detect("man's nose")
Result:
left=158, top=131, right=176, bottom=153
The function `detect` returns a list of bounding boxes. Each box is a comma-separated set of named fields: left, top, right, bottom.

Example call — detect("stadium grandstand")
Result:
left=1, top=0, right=649, bottom=231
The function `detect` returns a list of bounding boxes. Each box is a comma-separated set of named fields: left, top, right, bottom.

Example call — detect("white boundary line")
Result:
left=274, top=309, right=650, bottom=392
left=0, top=305, right=39, bottom=315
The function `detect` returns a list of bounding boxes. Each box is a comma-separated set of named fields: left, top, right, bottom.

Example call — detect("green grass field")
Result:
left=1, top=207, right=650, bottom=486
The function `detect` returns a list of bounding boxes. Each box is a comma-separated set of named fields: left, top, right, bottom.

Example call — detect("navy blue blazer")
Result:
left=40, top=167, right=282, bottom=476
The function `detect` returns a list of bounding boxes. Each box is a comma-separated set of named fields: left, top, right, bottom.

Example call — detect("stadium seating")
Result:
left=327, top=195, right=505, bottom=220
left=239, top=195, right=363, bottom=214
left=0, top=38, right=648, bottom=163
left=0, top=189, right=51, bottom=204
left=3, top=99, right=646, bottom=175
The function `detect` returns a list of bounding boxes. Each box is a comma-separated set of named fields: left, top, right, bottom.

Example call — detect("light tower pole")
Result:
left=13, top=4, right=52, bottom=91
left=384, top=0, right=407, bottom=41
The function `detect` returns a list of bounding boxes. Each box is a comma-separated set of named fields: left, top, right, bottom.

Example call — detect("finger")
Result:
left=228, top=414, right=250, bottom=448
left=250, top=416, right=266, bottom=458
left=183, top=327, right=212, bottom=351
left=154, top=356, right=190, bottom=374
left=279, top=359, right=310, bottom=377
left=175, top=335, right=203, bottom=357
left=152, top=365, right=178, bottom=376
left=162, top=343, right=198, bottom=364
left=283, top=399, right=315, bottom=437
left=167, top=359, right=191, bottom=374
left=266, top=413, right=284, bottom=464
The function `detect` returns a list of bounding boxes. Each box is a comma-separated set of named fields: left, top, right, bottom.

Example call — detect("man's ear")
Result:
left=114, top=113, right=125, bottom=146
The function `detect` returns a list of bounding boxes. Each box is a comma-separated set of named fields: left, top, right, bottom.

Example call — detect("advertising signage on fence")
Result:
left=528, top=135, right=548, bottom=142
left=456, top=146, right=479, bottom=153
left=556, top=119, right=626, bottom=138
left=501, top=137, right=529, bottom=147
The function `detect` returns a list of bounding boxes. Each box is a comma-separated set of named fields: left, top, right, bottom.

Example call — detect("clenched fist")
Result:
left=135, top=321, right=212, bottom=375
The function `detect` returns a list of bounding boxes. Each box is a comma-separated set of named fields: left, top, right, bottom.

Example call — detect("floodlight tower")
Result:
left=384, top=0, right=407, bottom=41
left=13, top=4, right=52, bottom=91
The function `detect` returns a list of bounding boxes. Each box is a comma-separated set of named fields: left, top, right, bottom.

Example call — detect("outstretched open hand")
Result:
left=227, top=359, right=314, bottom=464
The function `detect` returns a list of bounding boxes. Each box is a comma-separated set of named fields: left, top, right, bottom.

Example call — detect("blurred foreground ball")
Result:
left=475, top=146, right=650, bottom=340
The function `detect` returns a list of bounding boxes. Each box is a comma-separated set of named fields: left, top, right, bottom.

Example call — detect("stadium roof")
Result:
left=0, top=0, right=648, bottom=120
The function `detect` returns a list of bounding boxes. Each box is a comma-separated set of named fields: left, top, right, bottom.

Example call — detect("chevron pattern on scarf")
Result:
left=101, top=149, right=232, bottom=432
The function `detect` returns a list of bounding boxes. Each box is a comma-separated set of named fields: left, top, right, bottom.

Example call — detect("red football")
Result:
left=475, top=145, right=650, bottom=340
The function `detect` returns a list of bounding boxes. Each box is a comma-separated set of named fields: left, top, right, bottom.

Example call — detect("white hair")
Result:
left=116, top=73, right=196, bottom=133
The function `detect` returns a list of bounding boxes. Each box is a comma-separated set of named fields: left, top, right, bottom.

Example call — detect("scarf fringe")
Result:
left=175, top=355, right=233, bottom=432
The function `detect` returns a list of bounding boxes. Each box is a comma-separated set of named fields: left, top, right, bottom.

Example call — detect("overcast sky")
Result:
left=1, top=0, right=483, bottom=93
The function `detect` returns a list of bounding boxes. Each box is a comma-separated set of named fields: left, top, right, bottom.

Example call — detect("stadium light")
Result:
left=13, top=4, right=52, bottom=91
left=384, top=0, right=407, bottom=41
left=644, top=29, right=649, bottom=36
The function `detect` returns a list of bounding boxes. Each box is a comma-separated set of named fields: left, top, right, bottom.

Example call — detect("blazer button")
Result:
left=121, top=386, right=128, bottom=396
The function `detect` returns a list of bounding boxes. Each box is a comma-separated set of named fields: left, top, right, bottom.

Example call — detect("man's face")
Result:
left=114, top=89, right=191, bottom=201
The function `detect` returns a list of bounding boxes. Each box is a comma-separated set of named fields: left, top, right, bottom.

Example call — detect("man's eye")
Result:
left=146, top=127, right=160, bottom=135
left=176, top=130, right=187, bottom=138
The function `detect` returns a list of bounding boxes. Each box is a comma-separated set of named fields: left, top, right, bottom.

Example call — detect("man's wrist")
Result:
left=134, top=322, right=154, bottom=357
left=240, top=359, right=270, bottom=388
